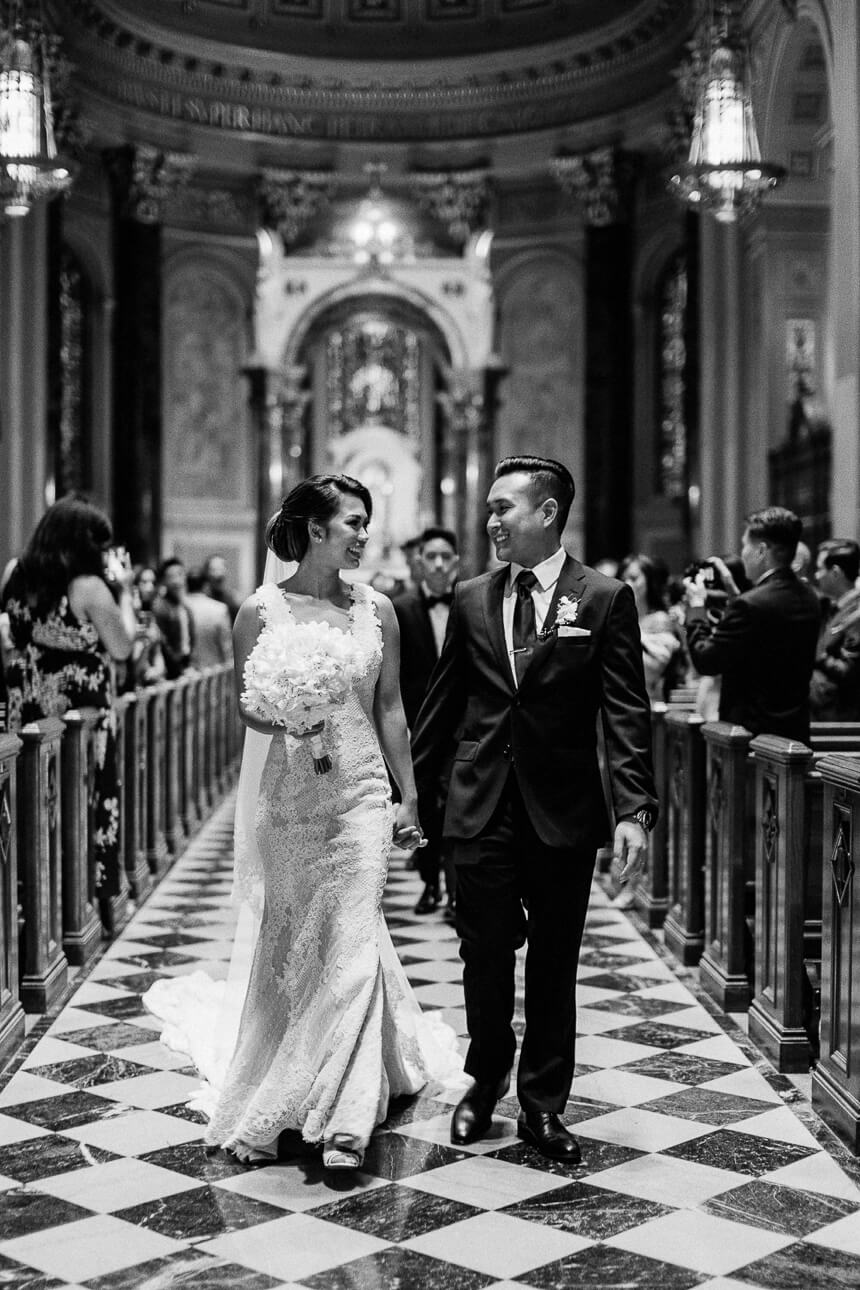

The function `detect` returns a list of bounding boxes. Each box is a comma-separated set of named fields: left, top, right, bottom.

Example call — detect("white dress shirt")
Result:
left=503, top=546, right=566, bottom=685
left=421, top=582, right=451, bottom=657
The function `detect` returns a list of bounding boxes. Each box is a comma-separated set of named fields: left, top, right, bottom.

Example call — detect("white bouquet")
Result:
left=242, top=620, right=365, bottom=774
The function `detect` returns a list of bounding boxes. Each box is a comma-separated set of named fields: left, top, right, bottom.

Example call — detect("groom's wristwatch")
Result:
left=625, top=807, right=656, bottom=833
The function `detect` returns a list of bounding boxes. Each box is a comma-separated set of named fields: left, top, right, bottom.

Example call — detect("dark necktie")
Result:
left=512, top=570, right=538, bottom=685
left=425, top=592, right=453, bottom=610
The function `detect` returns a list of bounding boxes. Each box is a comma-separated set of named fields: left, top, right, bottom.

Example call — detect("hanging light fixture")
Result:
left=668, top=0, right=784, bottom=222
left=0, top=0, right=72, bottom=218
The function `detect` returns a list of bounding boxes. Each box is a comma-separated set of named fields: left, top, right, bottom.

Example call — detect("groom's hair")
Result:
left=494, top=455, right=575, bottom=533
left=266, top=474, right=373, bottom=563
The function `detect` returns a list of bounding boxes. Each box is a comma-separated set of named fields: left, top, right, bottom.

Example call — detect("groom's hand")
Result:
left=613, top=819, right=648, bottom=884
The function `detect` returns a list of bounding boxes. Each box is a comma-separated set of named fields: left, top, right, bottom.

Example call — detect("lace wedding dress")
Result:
left=144, top=580, right=462, bottom=1158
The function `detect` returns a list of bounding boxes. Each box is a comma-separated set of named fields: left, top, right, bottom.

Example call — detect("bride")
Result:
left=144, top=473, right=461, bottom=1170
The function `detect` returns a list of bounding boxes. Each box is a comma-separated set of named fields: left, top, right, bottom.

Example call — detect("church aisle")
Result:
left=1, top=801, right=860, bottom=1287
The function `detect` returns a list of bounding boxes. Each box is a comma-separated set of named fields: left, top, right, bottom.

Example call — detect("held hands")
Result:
left=613, top=819, right=648, bottom=885
left=393, top=801, right=427, bottom=852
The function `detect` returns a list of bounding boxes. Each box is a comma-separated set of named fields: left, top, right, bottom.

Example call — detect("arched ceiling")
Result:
left=99, top=0, right=660, bottom=63
left=52, top=0, right=693, bottom=154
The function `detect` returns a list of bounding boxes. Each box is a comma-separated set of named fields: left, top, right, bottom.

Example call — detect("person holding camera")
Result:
left=684, top=507, right=821, bottom=742
left=0, top=495, right=136, bottom=932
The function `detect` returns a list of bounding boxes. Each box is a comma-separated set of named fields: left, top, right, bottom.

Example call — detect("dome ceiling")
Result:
left=54, top=0, right=692, bottom=151
left=100, top=0, right=654, bottom=63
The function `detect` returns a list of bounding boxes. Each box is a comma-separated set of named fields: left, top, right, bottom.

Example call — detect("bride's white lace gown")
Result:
left=145, top=580, right=460, bottom=1156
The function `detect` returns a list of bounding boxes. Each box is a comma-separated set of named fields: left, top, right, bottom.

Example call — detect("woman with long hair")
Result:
left=1, top=495, right=136, bottom=931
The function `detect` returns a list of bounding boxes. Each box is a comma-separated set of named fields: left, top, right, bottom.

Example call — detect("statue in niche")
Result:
left=165, top=274, right=247, bottom=501
left=349, top=361, right=398, bottom=422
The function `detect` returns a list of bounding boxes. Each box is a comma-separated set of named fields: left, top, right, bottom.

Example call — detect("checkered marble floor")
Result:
left=2, top=799, right=860, bottom=1287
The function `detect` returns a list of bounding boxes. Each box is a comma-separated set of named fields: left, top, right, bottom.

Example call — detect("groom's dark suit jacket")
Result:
left=411, top=555, right=658, bottom=850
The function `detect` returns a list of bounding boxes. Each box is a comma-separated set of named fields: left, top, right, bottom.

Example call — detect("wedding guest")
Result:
left=202, top=554, right=242, bottom=625
left=684, top=507, right=821, bottom=741
left=0, top=495, right=136, bottom=932
left=393, top=526, right=459, bottom=918
left=128, top=565, right=166, bottom=688
left=810, top=539, right=860, bottom=721
left=618, top=552, right=684, bottom=705
left=154, top=557, right=195, bottom=679
left=187, top=571, right=233, bottom=669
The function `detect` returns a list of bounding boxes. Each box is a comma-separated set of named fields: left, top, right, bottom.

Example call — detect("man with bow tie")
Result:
left=393, top=527, right=459, bottom=915
left=411, top=456, right=657, bottom=1162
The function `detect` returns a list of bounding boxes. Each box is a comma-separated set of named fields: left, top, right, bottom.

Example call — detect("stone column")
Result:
left=243, top=363, right=309, bottom=579
left=446, top=371, right=484, bottom=577
left=0, top=204, right=50, bottom=566
left=104, top=145, right=194, bottom=563
left=553, top=148, right=634, bottom=561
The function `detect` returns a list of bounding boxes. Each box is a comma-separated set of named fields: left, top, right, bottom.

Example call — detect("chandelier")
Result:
left=668, top=1, right=784, bottom=222
left=0, top=1, right=72, bottom=218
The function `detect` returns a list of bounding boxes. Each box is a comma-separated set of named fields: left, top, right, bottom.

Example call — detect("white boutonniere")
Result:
left=539, top=595, right=581, bottom=639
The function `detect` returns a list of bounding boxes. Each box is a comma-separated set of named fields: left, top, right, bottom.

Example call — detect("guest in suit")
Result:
left=154, top=557, right=195, bottom=679
left=202, top=554, right=242, bottom=626
left=411, top=455, right=657, bottom=1161
left=393, top=526, right=459, bottom=916
left=684, top=507, right=821, bottom=742
left=810, top=539, right=860, bottom=721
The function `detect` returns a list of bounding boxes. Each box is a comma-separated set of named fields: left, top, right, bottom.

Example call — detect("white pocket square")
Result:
left=559, top=626, right=591, bottom=638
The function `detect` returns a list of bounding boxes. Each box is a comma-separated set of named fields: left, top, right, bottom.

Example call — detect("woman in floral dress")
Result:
left=1, top=496, right=137, bottom=932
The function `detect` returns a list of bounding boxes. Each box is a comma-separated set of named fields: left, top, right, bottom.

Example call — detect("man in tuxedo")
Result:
left=684, top=507, right=821, bottom=742
left=393, top=527, right=459, bottom=916
left=810, top=538, right=860, bottom=720
left=411, top=455, right=657, bottom=1161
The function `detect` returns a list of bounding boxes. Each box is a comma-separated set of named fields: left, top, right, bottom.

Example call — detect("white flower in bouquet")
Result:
left=242, top=620, right=365, bottom=773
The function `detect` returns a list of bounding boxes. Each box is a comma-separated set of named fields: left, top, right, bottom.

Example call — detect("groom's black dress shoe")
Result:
left=517, top=1111, right=582, bottom=1162
left=451, top=1079, right=509, bottom=1145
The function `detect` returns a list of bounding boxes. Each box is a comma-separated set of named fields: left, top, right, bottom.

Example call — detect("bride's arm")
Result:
left=232, top=596, right=286, bottom=736
left=372, top=594, right=422, bottom=848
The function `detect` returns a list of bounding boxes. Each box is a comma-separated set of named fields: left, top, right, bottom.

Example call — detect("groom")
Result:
left=411, top=455, right=657, bottom=1161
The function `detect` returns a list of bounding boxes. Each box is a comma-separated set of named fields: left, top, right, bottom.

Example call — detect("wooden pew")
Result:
left=60, top=709, right=103, bottom=965
left=662, top=710, right=707, bottom=965
left=163, top=682, right=186, bottom=857
left=0, top=735, right=25, bottom=1063
left=145, top=683, right=169, bottom=876
left=699, top=722, right=754, bottom=1012
left=16, top=719, right=68, bottom=1013
left=813, top=754, right=860, bottom=1151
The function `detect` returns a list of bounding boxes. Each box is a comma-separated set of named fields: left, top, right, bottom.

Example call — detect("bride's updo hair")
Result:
left=265, top=474, right=373, bottom=562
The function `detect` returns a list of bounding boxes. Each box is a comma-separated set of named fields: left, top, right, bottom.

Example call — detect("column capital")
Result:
left=257, top=169, right=334, bottom=247
left=551, top=147, right=634, bottom=227
left=410, top=169, right=491, bottom=244
left=104, top=144, right=195, bottom=224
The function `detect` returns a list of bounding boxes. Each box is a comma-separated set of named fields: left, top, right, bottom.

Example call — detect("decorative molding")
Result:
left=410, top=169, right=490, bottom=243
left=56, top=0, right=693, bottom=142
left=104, top=144, right=195, bottom=223
left=257, top=168, right=335, bottom=246
left=551, top=148, right=633, bottom=226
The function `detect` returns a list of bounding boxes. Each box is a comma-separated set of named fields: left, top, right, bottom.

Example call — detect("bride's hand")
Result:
left=393, top=802, right=426, bottom=851
left=295, top=721, right=325, bottom=740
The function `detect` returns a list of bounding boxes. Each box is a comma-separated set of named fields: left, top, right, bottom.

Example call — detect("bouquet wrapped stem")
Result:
left=305, top=729, right=331, bottom=775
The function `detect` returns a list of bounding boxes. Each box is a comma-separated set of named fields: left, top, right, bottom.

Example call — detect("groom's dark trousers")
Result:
left=454, top=772, right=596, bottom=1111
left=411, top=553, right=657, bottom=1114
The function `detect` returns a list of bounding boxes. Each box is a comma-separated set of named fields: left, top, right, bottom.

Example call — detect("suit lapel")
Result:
left=519, top=555, right=587, bottom=689
left=482, top=567, right=514, bottom=689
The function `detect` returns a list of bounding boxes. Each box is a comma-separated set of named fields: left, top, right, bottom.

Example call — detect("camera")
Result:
left=684, top=558, right=729, bottom=616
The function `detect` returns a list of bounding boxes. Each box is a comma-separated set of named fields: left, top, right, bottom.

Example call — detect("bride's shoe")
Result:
left=225, top=1137, right=277, bottom=1166
left=322, top=1134, right=364, bottom=1170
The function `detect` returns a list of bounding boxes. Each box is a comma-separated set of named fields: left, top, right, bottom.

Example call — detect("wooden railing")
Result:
left=0, top=663, right=242, bottom=1068
left=647, top=710, right=860, bottom=1087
